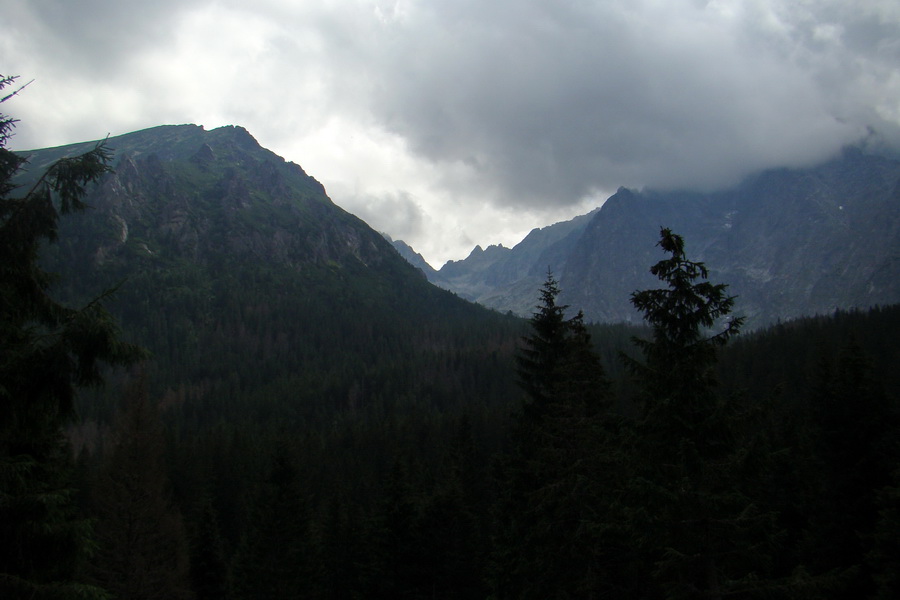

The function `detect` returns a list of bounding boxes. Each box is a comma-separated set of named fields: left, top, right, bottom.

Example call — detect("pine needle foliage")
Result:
left=492, top=271, right=617, bottom=598
left=620, top=228, right=805, bottom=599
left=1, top=74, right=143, bottom=600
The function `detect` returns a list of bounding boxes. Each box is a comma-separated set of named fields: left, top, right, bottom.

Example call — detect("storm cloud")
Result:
left=5, top=0, right=899, bottom=265
left=362, top=0, right=898, bottom=200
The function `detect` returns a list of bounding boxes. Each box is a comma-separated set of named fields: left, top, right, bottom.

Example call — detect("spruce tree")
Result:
left=515, top=272, right=573, bottom=414
left=492, top=272, right=616, bottom=598
left=622, top=228, right=791, bottom=599
left=803, top=340, right=899, bottom=598
left=230, top=441, right=312, bottom=600
left=316, top=494, right=367, bottom=600
left=869, top=470, right=900, bottom=600
left=0, top=74, right=142, bottom=599
left=190, top=498, right=230, bottom=600
left=90, top=377, right=193, bottom=600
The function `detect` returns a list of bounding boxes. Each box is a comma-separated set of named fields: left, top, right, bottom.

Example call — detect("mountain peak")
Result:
left=21, top=124, right=418, bottom=275
left=399, top=151, right=900, bottom=327
left=210, top=124, right=260, bottom=150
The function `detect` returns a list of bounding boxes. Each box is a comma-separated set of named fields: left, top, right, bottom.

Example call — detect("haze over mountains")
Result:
left=395, top=147, right=900, bottom=328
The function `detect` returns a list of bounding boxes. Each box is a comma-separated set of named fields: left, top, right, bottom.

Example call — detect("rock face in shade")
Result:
left=22, top=124, right=400, bottom=274
left=416, top=148, right=900, bottom=327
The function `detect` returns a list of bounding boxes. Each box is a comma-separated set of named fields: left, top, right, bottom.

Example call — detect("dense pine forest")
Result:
left=3, top=75, right=900, bottom=599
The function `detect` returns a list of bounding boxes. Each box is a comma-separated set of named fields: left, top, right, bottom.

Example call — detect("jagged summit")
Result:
left=398, top=149, right=900, bottom=327
left=23, top=124, right=396, bottom=272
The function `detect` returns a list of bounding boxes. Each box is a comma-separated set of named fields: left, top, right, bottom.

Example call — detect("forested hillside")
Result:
left=20, top=124, right=524, bottom=427
left=3, top=109, right=899, bottom=599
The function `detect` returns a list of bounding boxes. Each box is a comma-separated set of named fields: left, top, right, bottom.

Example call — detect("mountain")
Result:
left=414, top=148, right=900, bottom=327
left=433, top=209, right=599, bottom=315
left=27, top=124, right=390, bottom=274
left=384, top=233, right=440, bottom=280
left=15, top=124, right=900, bottom=599
left=20, top=124, right=522, bottom=425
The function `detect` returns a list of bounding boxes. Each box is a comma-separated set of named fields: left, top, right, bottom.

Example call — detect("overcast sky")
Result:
left=5, top=0, right=900, bottom=267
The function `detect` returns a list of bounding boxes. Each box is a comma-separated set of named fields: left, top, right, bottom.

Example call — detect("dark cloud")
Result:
left=348, top=0, right=899, bottom=206
left=16, top=0, right=197, bottom=75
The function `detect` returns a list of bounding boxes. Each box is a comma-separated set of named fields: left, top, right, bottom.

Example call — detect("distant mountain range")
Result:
left=23, top=123, right=900, bottom=340
left=394, top=147, right=900, bottom=327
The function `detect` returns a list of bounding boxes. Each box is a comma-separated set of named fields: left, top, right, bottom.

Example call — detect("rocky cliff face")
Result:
left=415, top=148, right=900, bottom=327
left=27, top=124, right=404, bottom=280
left=385, top=235, right=435, bottom=281
left=431, top=210, right=599, bottom=316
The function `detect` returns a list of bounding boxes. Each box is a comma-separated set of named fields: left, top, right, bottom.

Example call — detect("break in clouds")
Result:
left=5, top=0, right=900, bottom=261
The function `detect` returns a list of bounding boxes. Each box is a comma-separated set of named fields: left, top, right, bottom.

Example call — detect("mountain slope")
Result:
left=414, top=148, right=900, bottom=327
left=563, top=148, right=900, bottom=325
left=28, top=124, right=390, bottom=274
left=435, top=209, right=599, bottom=315
left=385, top=234, right=439, bottom=280
left=21, top=124, right=522, bottom=424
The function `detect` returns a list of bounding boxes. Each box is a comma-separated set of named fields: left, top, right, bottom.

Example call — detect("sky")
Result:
left=4, top=0, right=900, bottom=267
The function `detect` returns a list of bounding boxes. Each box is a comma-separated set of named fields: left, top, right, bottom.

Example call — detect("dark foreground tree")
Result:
left=90, top=377, right=193, bottom=600
left=621, top=228, right=803, bottom=599
left=230, top=442, right=313, bottom=600
left=190, top=497, right=230, bottom=600
left=802, top=339, right=900, bottom=598
left=0, top=74, right=142, bottom=599
left=491, top=272, right=619, bottom=598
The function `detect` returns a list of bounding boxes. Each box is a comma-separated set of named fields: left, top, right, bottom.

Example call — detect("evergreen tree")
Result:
left=622, top=228, right=791, bottom=599
left=230, top=441, right=313, bottom=600
left=802, top=339, right=899, bottom=598
left=0, top=74, right=142, bottom=599
left=190, top=497, right=230, bottom=600
left=316, top=494, right=367, bottom=600
left=368, top=456, right=423, bottom=598
left=515, top=272, right=575, bottom=415
left=492, top=272, right=617, bottom=598
left=414, top=464, right=486, bottom=599
left=90, top=377, right=193, bottom=600
left=869, top=469, right=900, bottom=600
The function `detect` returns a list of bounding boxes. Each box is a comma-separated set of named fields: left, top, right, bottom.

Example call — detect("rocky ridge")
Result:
left=410, top=147, right=900, bottom=327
